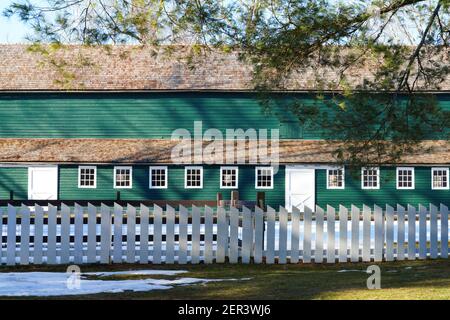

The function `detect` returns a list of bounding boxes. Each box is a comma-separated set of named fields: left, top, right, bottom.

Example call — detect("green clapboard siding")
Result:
left=1, top=92, right=448, bottom=139
left=59, top=165, right=285, bottom=207
left=0, top=167, right=28, bottom=200
left=0, top=92, right=287, bottom=138
left=316, top=167, right=450, bottom=208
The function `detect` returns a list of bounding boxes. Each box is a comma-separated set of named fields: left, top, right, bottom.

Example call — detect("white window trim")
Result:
left=326, top=167, right=345, bottom=190
left=185, top=166, right=203, bottom=189
left=78, top=166, right=97, bottom=189
left=361, top=167, right=380, bottom=190
left=431, top=167, right=449, bottom=190
left=220, top=166, right=239, bottom=189
left=255, top=166, right=274, bottom=190
left=396, top=167, right=415, bottom=190
left=149, top=166, right=168, bottom=189
left=114, top=166, right=133, bottom=189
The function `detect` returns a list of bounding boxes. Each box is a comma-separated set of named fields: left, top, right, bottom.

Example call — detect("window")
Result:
left=327, top=167, right=345, bottom=189
left=220, top=167, right=238, bottom=189
left=361, top=167, right=380, bottom=189
left=114, top=166, right=132, bottom=189
left=185, top=166, right=203, bottom=188
left=432, top=167, right=449, bottom=190
left=255, top=167, right=274, bottom=189
left=78, top=166, right=96, bottom=188
left=397, top=167, right=415, bottom=189
left=149, top=166, right=168, bottom=189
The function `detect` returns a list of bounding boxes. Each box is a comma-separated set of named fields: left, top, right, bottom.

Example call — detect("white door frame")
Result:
left=28, top=165, right=59, bottom=200
left=285, top=165, right=316, bottom=211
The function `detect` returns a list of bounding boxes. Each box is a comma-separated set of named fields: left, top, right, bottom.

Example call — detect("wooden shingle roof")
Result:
left=0, top=138, right=447, bottom=165
left=0, top=44, right=449, bottom=91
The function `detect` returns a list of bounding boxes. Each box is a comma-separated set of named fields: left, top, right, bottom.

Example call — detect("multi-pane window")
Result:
left=327, top=168, right=345, bottom=189
left=255, top=167, right=274, bottom=189
left=185, top=166, right=203, bottom=188
left=361, top=167, right=380, bottom=189
left=220, top=167, right=238, bottom=189
left=149, top=166, right=168, bottom=189
left=397, top=167, right=415, bottom=189
left=78, top=166, right=96, bottom=188
left=114, top=166, right=132, bottom=188
left=432, top=167, right=449, bottom=190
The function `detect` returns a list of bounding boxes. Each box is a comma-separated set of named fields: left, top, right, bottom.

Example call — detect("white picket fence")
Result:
left=0, top=203, right=449, bottom=266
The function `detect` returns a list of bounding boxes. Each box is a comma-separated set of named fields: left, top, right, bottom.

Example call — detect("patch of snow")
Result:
left=84, top=270, right=188, bottom=277
left=0, top=271, right=250, bottom=297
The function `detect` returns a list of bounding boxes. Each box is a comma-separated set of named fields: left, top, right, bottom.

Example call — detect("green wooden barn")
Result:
left=0, top=45, right=448, bottom=209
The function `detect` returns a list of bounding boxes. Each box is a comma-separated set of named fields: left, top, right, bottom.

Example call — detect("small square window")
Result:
left=255, top=167, right=274, bottom=189
left=78, top=166, right=96, bottom=188
left=149, top=166, right=168, bottom=189
left=397, top=167, right=415, bottom=189
left=114, top=166, right=132, bottom=189
left=361, top=167, right=380, bottom=189
left=220, top=167, right=238, bottom=189
left=327, top=168, right=345, bottom=189
left=185, top=166, right=203, bottom=188
left=432, top=168, right=449, bottom=190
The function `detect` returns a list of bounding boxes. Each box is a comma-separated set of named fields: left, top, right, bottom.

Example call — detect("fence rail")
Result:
left=0, top=203, right=448, bottom=266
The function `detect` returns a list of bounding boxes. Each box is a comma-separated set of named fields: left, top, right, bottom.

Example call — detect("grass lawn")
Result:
left=2, top=259, right=450, bottom=300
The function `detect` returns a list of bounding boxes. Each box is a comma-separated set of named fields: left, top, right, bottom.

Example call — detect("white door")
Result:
left=28, top=166, right=58, bottom=200
left=285, top=167, right=315, bottom=211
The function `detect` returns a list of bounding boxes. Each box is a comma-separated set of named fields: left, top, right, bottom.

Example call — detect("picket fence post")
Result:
left=178, top=205, right=188, bottom=265
left=326, top=205, right=335, bottom=263
left=350, top=205, right=359, bottom=262
left=74, top=203, right=84, bottom=264
left=87, top=203, right=97, bottom=263
left=191, top=205, right=201, bottom=264
left=242, top=206, right=253, bottom=264
left=407, top=205, right=416, bottom=260
left=254, top=206, right=264, bottom=264
left=165, top=205, right=175, bottom=264
left=19, top=204, right=30, bottom=265
left=100, top=204, right=111, bottom=264
left=338, top=205, right=348, bottom=263
left=441, top=204, right=449, bottom=258
left=113, top=203, right=123, bottom=263
left=278, top=206, right=288, bottom=264
left=216, top=206, right=227, bottom=263
left=34, top=205, right=44, bottom=265
left=303, top=206, right=312, bottom=263
left=290, top=206, right=300, bottom=263
left=315, top=205, right=324, bottom=263
left=397, top=204, right=406, bottom=261
left=204, top=206, right=214, bottom=264
left=139, top=204, right=150, bottom=264
left=266, top=206, right=275, bottom=264
left=153, top=204, right=163, bottom=264
left=47, top=204, right=57, bottom=265
left=126, top=204, right=136, bottom=263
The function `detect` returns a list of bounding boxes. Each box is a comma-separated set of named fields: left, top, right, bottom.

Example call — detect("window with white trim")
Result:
left=361, top=167, right=380, bottom=189
left=149, top=166, right=168, bottom=189
left=327, top=168, right=345, bottom=189
left=78, top=166, right=96, bottom=188
left=185, top=166, right=203, bottom=188
left=114, top=166, right=132, bottom=188
left=397, top=167, right=415, bottom=189
left=255, top=167, right=274, bottom=189
left=220, top=166, right=238, bottom=189
left=432, top=167, right=449, bottom=190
